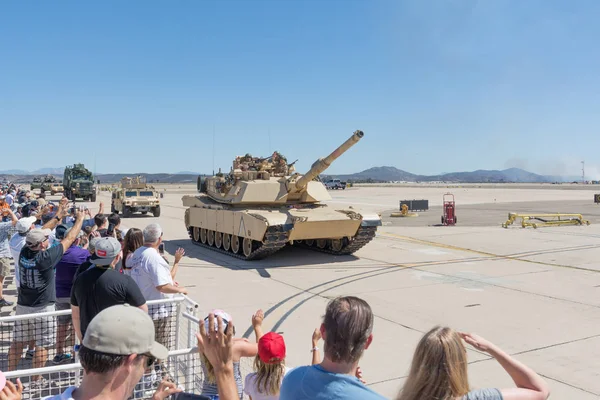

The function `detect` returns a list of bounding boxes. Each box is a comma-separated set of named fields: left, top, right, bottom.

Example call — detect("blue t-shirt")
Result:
left=279, top=365, right=386, bottom=400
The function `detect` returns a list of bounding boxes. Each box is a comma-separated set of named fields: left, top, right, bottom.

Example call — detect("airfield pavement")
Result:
left=5, top=184, right=600, bottom=398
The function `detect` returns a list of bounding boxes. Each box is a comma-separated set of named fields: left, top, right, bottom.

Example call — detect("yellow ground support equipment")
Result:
left=502, top=212, right=590, bottom=229
left=390, top=204, right=419, bottom=218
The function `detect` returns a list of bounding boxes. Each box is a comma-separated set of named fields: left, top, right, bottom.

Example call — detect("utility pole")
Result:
left=582, top=161, right=585, bottom=184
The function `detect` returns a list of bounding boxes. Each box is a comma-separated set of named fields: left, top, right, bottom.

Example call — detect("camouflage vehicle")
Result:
left=30, top=176, right=43, bottom=190
left=48, top=182, right=64, bottom=195
left=182, top=130, right=381, bottom=260
left=63, top=163, right=97, bottom=201
left=38, top=175, right=63, bottom=194
left=111, top=176, right=160, bottom=217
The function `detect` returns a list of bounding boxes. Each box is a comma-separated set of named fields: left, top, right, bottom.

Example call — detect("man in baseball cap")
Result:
left=8, top=205, right=84, bottom=386
left=71, top=237, right=147, bottom=343
left=46, top=304, right=181, bottom=400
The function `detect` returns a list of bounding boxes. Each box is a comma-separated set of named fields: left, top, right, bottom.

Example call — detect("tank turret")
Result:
left=199, top=130, right=364, bottom=205
left=181, top=130, right=381, bottom=260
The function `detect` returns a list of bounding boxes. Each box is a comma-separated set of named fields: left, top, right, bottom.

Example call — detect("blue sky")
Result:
left=2, top=0, right=600, bottom=178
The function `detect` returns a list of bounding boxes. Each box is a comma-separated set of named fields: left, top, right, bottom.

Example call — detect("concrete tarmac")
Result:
left=6, top=184, right=600, bottom=398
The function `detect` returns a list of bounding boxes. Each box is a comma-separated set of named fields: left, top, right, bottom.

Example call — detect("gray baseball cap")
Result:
left=83, top=304, right=168, bottom=360
left=90, top=237, right=121, bottom=266
left=26, top=228, right=52, bottom=248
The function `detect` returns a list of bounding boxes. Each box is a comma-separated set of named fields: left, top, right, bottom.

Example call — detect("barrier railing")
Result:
left=0, top=295, right=200, bottom=399
left=4, top=348, right=202, bottom=400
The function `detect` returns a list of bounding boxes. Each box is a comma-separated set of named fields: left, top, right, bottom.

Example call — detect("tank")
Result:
left=63, top=163, right=97, bottom=202
left=182, top=130, right=381, bottom=260
left=30, top=176, right=43, bottom=190
left=39, top=175, right=60, bottom=193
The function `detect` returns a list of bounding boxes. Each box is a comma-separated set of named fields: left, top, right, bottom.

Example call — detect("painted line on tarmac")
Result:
left=380, top=232, right=600, bottom=274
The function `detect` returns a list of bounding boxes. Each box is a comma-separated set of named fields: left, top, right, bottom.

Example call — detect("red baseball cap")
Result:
left=258, top=332, right=286, bottom=364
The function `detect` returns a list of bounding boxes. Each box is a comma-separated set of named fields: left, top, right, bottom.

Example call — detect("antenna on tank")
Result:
left=268, top=127, right=271, bottom=154
left=212, top=125, right=216, bottom=176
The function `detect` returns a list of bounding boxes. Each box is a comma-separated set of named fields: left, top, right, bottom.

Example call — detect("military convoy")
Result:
left=30, top=175, right=63, bottom=194
left=63, top=163, right=97, bottom=202
left=182, top=130, right=381, bottom=260
left=111, top=176, right=161, bottom=217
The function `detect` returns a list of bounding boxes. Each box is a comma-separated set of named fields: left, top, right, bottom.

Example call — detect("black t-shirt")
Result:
left=73, top=260, right=93, bottom=283
left=18, top=244, right=65, bottom=307
left=71, top=266, right=146, bottom=338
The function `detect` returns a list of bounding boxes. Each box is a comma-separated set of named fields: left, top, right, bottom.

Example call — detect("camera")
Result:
left=106, top=223, right=115, bottom=237
left=158, top=243, right=165, bottom=254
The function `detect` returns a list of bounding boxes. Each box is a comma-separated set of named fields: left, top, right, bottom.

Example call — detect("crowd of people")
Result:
left=0, top=181, right=551, bottom=400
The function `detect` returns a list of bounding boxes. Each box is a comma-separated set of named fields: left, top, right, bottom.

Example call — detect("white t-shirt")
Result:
left=244, top=367, right=291, bottom=400
left=9, top=233, right=27, bottom=287
left=129, top=246, right=174, bottom=319
left=43, top=386, right=76, bottom=399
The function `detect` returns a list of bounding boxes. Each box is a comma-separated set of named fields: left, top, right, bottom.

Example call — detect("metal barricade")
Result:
left=0, top=295, right=199, bottom=399
left=4, top=348, right=202, bottom=400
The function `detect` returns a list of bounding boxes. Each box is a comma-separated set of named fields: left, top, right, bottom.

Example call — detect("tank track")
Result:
left=295, top=226, right=378, bottom=255
left=188, top=226, right=289, bottom=260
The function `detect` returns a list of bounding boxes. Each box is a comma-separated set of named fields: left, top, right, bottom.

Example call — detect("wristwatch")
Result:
left=54, top=216, right=61, bottom=221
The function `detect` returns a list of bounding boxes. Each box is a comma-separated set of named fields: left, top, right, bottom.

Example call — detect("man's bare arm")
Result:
left=60, top=210, right=84, bottom=253
left=71, top=305, right=83, bottom=343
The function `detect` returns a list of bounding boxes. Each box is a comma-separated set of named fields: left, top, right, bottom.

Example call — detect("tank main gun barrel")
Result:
left=294, top=130, right=364, bottom=190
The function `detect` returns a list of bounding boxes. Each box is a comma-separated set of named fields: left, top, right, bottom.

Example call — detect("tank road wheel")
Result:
left=223, top=234, right=231, bottom=251
left=192, top=227, right=201, bottom=242
left=200, top=228, right=207, bottom=244
left=330, top=238, right=347, bottom=252
left=242, top=237, right=255, bottom=258
left=231, top=236, right=241, bottom=254
left=214, top=232, right=223, bottom=249
left=316, top=239, right=328, bottom=249
left=305, top=239, right=315, bottom=247
left=207, top=230, right=215, bottom=246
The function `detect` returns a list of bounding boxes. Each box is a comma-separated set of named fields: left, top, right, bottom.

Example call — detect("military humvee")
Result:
left=111, top=176, right=161, bottom=217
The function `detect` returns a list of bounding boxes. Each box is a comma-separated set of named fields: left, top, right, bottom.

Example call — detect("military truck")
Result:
left=63, top=163, right=97, bottom=201
left=111, top=176, right=160, bottom=217
left=46, top=181, right=64, bottom=195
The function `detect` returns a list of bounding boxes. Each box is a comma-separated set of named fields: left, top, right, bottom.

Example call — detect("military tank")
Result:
left=182, top=130, right=381, bottom=260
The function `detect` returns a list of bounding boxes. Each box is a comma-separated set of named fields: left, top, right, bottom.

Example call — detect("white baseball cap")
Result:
left=16, top=217, right=37, bottom=234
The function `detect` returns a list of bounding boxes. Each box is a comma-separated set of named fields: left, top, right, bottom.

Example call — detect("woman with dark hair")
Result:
left=122, top=228, right=143, bottom=275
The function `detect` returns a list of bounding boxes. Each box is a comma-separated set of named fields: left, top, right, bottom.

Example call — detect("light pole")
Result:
left=581, top=161, right=585, bottom=184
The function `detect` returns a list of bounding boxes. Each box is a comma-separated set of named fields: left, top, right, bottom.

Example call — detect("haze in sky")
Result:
left=2, top=1, right=599, bottom=178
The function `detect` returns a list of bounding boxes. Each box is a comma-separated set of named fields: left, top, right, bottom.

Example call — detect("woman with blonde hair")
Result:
left=397, top=326, right=550, bottom=400
left=244, top=327, right=289, bottom=400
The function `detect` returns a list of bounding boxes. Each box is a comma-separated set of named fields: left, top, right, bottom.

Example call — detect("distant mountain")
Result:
left=32, top=167, right=65, bottom=175
left=330, top=166, right=419, bottom=182
left=0, top=167, right=65, bottom=176
left=96, top=173, right=199, bottom=184
left=175, top=171, right=201, bottom=175
left=326, top=167, right=560, bottom=183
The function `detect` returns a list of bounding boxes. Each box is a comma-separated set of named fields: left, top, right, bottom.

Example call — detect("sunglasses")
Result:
left=143, top=354, right=156, bottom=369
